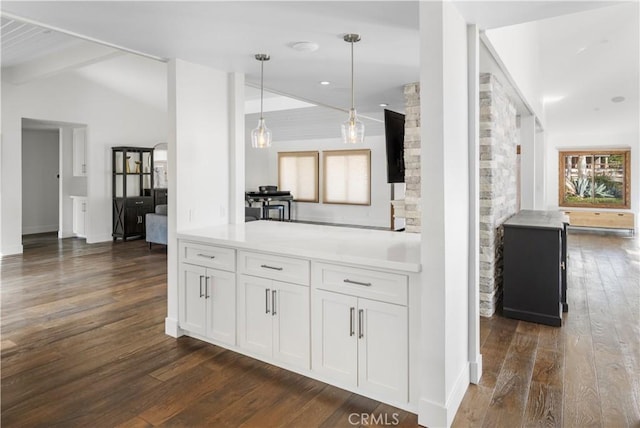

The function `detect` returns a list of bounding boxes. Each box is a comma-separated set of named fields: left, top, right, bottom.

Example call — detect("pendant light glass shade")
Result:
left=251, top=54, right=272, bottom=149
left=251, top=118, right=272, bottom=149
left=342, top=34, right=364, bottom=144
left=341, top=108, right=365, bottom=144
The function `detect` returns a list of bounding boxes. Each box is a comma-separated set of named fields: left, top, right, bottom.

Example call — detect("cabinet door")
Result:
left=273, top=281, right=309, bottom=369
left=311, top=290, right=358, bottom=386
left=238, top=275, right=273, bottom=358
left=72, top=198, right=86, bottom=237
left=178, top=264, right=207, bottom=336
left=357, top=298, right=408, bottom=402
left=72, top=128, right=86, bottom=177
left=205, top=269, right=236, bottom=346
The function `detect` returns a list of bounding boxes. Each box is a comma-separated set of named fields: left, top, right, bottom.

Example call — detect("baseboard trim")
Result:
left=165, top=317, right=183, bottom=338
left=0, top=244, right=24, bottom=257
left=58, top=231, right=75, bottom=239
left=469, top=354, right=483, bottom=384
left=418, top=363, right=470, bottom=428
left=87, top=234, right=113, bottom=244
left=23, top=225, right=57, bottom=235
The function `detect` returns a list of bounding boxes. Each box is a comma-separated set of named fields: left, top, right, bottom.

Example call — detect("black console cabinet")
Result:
left=503, top=210, right=569, bottom=326
left=112, top=147, right=154, bottom=241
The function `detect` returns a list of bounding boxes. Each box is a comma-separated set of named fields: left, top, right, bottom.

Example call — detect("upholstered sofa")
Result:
left=245, top=207, right=261, bottom=222
left=146, top=204, right=167, bottom=249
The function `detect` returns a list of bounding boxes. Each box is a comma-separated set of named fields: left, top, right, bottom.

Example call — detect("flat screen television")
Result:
left=384, top=109, right=405, bottom=183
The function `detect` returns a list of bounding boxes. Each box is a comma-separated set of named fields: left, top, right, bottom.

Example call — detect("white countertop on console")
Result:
left=177, top=221, right=421, bottom=272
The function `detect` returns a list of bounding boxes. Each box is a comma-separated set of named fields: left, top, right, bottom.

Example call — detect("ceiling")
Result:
left=1, top=1, right=637, bottom=142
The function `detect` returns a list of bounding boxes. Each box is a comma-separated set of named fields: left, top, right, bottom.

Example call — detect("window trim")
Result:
left=322, top=149, right=371, bottom=206
left=558, top=149, right=631, bottom=209
left=277, top=151, right=319, bottom=203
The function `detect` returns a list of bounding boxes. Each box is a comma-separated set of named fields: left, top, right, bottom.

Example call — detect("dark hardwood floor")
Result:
left=1, top=230, right=638, bottom=427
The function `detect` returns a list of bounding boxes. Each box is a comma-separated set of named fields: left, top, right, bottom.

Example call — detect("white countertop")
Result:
left=177, top=221, right=422, bottom=272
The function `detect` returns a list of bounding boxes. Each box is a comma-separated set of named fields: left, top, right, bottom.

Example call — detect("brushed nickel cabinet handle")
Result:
left=199, top=275, right=204, bottom=298
left=261, top=264, right=283, bottom=271
left=135, top=201, right=144, bottom=205
left=358, top=309, right=364, bottom=339
left=197, top=254, right=216, bottom=259
left=272, top=290, right=277, bottom=316
left=350, top=307, right=355, bottom=337
left=265, top=288, right=271, bottom=314
left=205, top=276, right=210, bottom=299
left=344, top=279, right=372, bottom=287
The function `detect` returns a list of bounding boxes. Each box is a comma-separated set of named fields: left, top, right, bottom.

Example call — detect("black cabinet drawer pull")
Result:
left=344, top=279, right=372, bottom=287
left=261, top=264, right=283, bottom=271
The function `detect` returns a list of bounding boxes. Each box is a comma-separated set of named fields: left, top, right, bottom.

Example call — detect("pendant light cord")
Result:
left=350, top=40, right=355, bottom=111
left=260, top=58, right=264, bottom=120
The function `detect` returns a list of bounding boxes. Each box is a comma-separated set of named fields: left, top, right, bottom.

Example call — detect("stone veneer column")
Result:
left=478, top=73, right=520, bottom=317
left=404, top=82, right=421, bottom=233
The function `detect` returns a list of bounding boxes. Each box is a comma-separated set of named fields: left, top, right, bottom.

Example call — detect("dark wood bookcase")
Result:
left=112, top=147, right=154, bottom=241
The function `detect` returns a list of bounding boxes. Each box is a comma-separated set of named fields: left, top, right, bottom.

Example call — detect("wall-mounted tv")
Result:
left=384, top=109, right=405, bottom=183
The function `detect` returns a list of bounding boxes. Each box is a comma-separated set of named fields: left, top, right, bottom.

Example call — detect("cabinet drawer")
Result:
left=564, top=210, right=634, bottom=229
left=180, top=241, right=236, bottom=272
left=125, top=197, right=153, bottom=209
left=238, top=251, right=309, bottom=286
left=312, top=262, right=407, bottom=306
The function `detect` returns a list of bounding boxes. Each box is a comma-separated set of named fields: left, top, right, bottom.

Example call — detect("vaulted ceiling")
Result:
left=1, top=1, right=637, bottom=139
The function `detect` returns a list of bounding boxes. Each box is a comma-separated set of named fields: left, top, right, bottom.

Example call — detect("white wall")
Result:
left=21, top=129, right=59, bottom=234
left=246, top=135, right=391, bottom=228
left=485, top=21, right=543, bottom=122
left=419, top=2, right=470, bottom=426
left=1, top=54, right=167, bottom=254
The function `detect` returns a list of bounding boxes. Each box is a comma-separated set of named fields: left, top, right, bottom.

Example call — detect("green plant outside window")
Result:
left=559, top=150, right=630, bottom=209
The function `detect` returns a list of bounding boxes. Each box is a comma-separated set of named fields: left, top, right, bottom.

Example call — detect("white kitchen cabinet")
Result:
left=178, top=263, right=236, bottom=346
left=72, top=127, right=87, bottom=177
left=312, top=289, right=408, bottom=403
left=71, top=196, right=87, bottom=238
left=238, top=274, right=310, bottom=369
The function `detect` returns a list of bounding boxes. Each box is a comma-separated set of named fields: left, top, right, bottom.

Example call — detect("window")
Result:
left=559, top=150, right=631, bottom=209
left=278, top=151, right=319, bottom=202
left=323, top=149, right=371, bottom=205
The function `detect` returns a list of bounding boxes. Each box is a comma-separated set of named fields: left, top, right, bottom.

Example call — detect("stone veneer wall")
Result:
left=479, top=73, right=520, bottom=317
left=404, top=82, right=421, bottom=233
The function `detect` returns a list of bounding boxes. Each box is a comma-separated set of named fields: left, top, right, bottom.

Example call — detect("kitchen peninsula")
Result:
left=176, top=221, right=422, bottom=411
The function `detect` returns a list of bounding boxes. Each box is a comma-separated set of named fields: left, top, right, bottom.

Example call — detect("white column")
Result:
left=467, top=23, right=482, bottom=386
left=520, top=114, right=536, bottom=209
left=534, top=129, right=546, bottom=209
left=419, top=2, right=471, bottom=426
left=165, top=59, right=235, bottom=337
left=228, top=72, right=245, bottom=224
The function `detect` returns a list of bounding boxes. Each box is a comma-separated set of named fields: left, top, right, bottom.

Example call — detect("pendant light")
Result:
left=341, top=34, right=364, bottom=144
left=251, top=54, right=272, bottom=149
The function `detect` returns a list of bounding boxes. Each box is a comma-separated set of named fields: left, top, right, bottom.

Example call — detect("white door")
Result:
left=178, top=264, right=207, bottom=336
left=238, top=275, right=273, bottom=358
left=205, top=269, right=236, bottom=346
left=311, top=290, right=358, bottom=386
left=357, top=298, right=408, bottom=402
left=273, top=281, right=309, bottom=369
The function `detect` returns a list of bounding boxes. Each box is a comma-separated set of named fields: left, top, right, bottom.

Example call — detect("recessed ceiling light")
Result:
left=576, top=46, right=587, bottom=55
left=319, top=81, right=331, bottom=86
left=543, top=95, right=565, bottom=104
left=291, top=41, right=319, bottom=52
left=611, top=96, right=626, bottom=103
left=379, top=103, right=389, bottom=107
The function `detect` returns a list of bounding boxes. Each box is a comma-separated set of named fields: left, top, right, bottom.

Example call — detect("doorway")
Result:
left=20, top=118, right=88, bottom=244
left=21, top=123, right=60, bottom=236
